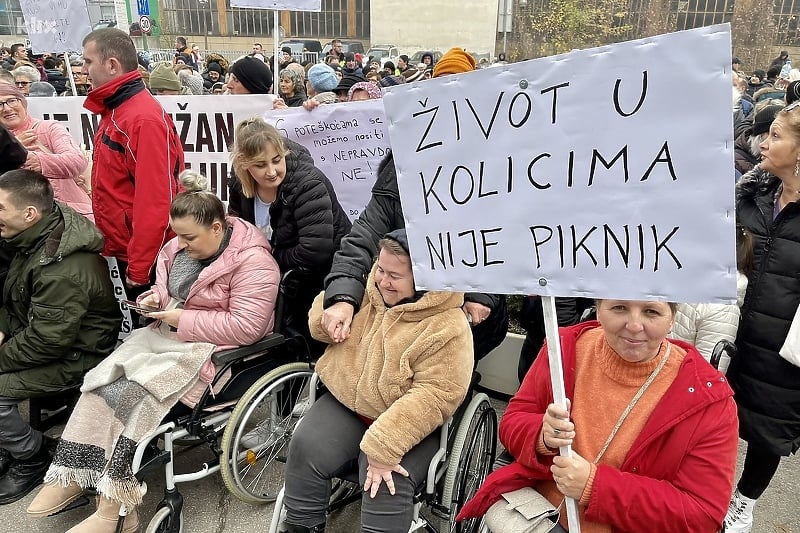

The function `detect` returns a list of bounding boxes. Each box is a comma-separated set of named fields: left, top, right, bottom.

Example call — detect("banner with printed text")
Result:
left=381, top=25, right=737, bottom=303
left=265, top=100, right=390, bottom=221
left=230, top=0, right=322, bottom=11
left=18, top=0, right=92, bottom=53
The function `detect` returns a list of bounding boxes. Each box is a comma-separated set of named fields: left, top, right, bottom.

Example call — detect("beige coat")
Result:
left=309, top=265, right=474, bottom=465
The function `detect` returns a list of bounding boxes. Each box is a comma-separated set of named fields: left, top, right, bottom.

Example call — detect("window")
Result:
left=0, top=0, right=26, bottom=36
left=775, top=0, right=800, bottom=46
left=674, top=0, right=734, bottom=31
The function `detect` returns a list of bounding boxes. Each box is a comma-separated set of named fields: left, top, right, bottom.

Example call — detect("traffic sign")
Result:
left=139, top=15, right=151, bottom=34
left=137, top=0, right=150, bottom=17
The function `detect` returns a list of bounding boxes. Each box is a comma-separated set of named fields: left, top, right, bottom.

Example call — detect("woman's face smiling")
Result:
left=597, top=300, right=674, bottom=363
left=246, top=142, right=286, bottom=195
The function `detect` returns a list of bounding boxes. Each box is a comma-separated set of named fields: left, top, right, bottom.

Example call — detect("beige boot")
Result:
left=27, top=481, right=86, bottom=517
left=64, top=495, right=139, bottom=533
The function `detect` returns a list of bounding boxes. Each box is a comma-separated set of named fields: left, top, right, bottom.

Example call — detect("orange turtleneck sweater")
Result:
left=536, top=327, right=686, bottom=533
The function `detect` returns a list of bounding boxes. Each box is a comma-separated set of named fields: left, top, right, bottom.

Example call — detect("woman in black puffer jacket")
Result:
left=727, top=102, right=800, bottom=532
left=228, top=117, right=351, bottom=350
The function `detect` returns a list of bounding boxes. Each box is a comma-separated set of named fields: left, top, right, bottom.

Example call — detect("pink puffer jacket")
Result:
left=16, top=116, right=93, bottom=220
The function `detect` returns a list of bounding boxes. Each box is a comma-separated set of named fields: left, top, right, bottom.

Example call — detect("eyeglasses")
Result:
left=14, top=81, right=31, bottom=87
left=0, top=97, right=21, bottom=108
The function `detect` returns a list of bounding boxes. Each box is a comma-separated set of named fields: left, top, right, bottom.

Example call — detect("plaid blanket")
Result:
left=44, top=327, right=215, bottom=507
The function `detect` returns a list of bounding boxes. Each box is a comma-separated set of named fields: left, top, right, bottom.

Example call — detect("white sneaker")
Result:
left=240, top=423, right=277, bottom=450
left=724, top=489, right=756, bottom=533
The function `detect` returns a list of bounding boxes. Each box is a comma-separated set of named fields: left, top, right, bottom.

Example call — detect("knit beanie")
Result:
left=206, top=62, right=222, bottom=75
left=229, top=56, right=273, bottom=95
left=150, top=61, right=181, bottom=92
left=433, top=48, right=476, bottom=78
left=334, top=71, right=366, bottom=93
left=786, top=81, right=800, bottom=105
left=378, top=75, right=405, bottom=88
left=307, top=64, right=338, bottom=92
left=28, top=81, right=56, bottom=97
left=178, top=69, right=204, bottom=95
left=402, top=68, right=424, bottom=83
left=348, top=81, right=382, bottom=101
left=752, top=104, right=785, bottom=137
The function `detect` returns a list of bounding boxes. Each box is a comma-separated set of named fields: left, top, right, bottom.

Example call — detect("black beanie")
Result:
left=334, top=71, right=366, bottom=93
left=752, top=104, right=785, bottom=137
left=787, top=81, right=800, bottom=105
left=229, top=56, right=273, bottom=94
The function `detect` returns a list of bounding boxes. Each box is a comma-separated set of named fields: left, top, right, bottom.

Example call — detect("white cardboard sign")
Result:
left=381, top=25, right=737, bottom=303
left=230, top=0, right=322, bottom=11
left=18, top=0, right=92, bottom=54
left=265, top=100, right=390, bottom=221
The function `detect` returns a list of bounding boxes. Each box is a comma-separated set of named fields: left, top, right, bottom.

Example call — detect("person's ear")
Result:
left=24, top=206, right=38, bottom=222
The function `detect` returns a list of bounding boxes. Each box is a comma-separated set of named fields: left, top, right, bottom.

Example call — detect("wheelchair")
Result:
left=111, top=268, right=320, bottom=533
left=266, top=371, right=498, bottom=533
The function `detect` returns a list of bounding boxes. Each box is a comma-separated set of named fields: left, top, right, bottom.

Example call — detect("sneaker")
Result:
left=724, top=489, right=756, bottom=533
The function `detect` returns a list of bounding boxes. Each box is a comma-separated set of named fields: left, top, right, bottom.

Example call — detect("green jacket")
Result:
left=0, top=203, right=120, bottom=398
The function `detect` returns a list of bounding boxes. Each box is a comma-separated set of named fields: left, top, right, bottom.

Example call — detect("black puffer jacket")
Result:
left=734, top=132, right=759, bottom=177
left=228, top=139, right=351, bottom=275
left=323, top=152, right=508, bottom=360
left=732, top=166, right=800, bottom=455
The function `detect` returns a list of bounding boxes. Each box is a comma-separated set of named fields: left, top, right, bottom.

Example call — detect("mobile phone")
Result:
left=122, top=300, right=160, bottom=314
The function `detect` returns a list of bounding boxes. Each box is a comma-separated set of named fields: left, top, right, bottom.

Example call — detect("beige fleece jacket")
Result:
left=309, top=264, right=473, bottom=465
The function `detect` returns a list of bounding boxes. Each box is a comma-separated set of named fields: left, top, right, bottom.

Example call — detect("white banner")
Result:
left=26, top=95, right=275, bottom=202
left=26, top=94, right=377, bottom=217
left=18, top=0, right=92, bottom=54
left=265, top=100, right=389, bottom=221
left=382, top=25, right=737, bottom=303
left=230, top=0, right=322, bottom=11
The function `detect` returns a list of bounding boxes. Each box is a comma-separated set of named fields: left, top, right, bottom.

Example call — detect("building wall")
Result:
left=370, top=0, right=499, bottom=56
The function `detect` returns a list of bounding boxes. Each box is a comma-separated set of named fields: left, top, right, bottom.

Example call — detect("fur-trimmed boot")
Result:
left=65, top=495, right=139, bottom=533
left=27, top=481, right=86, bottom=517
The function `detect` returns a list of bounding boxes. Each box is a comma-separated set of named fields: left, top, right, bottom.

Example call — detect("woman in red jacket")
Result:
left=459, top=300, right=739, bottom=533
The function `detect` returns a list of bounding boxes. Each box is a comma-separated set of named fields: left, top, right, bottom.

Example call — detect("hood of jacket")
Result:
left=364, top=261, right=464, bottom=321
left=371, top=150, right=399, bottom=199
left=4, top=203, right=104, bottom=264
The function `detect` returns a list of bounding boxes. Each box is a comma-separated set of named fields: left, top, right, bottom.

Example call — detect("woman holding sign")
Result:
left=458, top=300, right=739, bottom=532
left=229, top=117, right=350, bottom=351
left=0, top=83, right=92, bottom=219
left=726, top=101, right=800, bottom=533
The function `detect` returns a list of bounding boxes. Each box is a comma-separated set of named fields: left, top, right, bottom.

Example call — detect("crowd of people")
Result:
left=0, top=27, right=797, bottom=533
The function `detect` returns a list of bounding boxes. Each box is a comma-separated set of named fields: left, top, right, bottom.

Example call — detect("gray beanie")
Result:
left=28, top=81, right=57, bottom=97
left=307, top=64, right=338, bottom=93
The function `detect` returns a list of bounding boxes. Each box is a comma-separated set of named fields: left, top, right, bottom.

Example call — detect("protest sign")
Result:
left=382, top=25, right=737, bottom=303
left=230, top=0, right=322, bottom=10
left=27, top=95, right=274, bottom=201
left=18, top=0, right=92, bottom=53
left=265, top=100, right=390, bottom=221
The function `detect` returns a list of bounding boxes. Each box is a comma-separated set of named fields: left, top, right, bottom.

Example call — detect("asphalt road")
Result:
left=0, top=400, right=797, bottom=533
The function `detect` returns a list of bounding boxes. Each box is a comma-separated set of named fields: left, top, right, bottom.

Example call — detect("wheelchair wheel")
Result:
left=144, top=505, right=184, bottom=533
left=441, top=393, right=497, bottom=533
left=220, top=363, right=314, bottom=504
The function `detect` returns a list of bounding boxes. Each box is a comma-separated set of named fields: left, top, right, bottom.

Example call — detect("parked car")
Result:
left=280, top=39, right=323, bottom=63
left=321, top=40, right=366, bottom=59
left=410, top=50, right=443, bottom=67
left=366, top=45, right=399, bottom=67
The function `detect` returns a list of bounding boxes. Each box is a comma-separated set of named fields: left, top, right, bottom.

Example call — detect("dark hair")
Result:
left=176, top=36, right=187, bottom=47
left=767, top=64, right=782, bottom=79
left=384, top=61, right=395, bottom=71
left=43, top=57, right=58, bottom=70
left=82, top=28, right=138, bottom=72
left=10, top=44, right=25, bottom=55
left=0, top=169, right=54, bottom=213
left=399, top=54, right=409, bottom=64
left=736, top=225, right=754, bottom=278
left=170, top=170, right=226, bottom=228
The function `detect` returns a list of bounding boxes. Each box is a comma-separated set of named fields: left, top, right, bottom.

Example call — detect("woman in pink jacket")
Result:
left=0, top=82, right=92, bottom=219
left=28, top=170, right=280, bottom=533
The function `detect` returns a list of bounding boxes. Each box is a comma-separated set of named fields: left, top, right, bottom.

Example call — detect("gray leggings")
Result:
left=283, top=393, right=439, bottom=533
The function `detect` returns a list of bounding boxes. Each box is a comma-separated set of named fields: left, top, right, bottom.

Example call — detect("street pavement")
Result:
left=0, top=399, right=797, bottom=532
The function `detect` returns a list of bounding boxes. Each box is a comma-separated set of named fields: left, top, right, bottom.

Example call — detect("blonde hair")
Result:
left=779, top=102, right=800, bottom=143
left=170, top=170, right=226, bottom=228
left=231, top=117, right=288, bottom=198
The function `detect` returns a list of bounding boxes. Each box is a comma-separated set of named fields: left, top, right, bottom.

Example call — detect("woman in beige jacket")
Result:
left=280, top=229, right=473, bottom=533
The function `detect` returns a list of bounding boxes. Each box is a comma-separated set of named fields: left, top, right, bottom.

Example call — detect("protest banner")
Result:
left=230, top=0, right=321, bottom=10
left=265, top=99, right=390, bottom=221
left=26, top=95, right=275, bottom=202
left=382, top=24, right=737, bottom=304
left=18, top=0, right=92, bottom=53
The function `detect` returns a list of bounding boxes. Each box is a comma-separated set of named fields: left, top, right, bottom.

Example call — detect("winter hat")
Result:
left=384, top=229, right=409, bottom=255
left=752, top=103, right=785, bottom=137
left=752, top=69, right=766, bottom=81
left=402, top=68, right=424, bottom=83
left=28, top=81, right=56, bottom=97
left=433, top=48, right=476, bottom=78
left=211, top=82, right=225, bottom=93
left=175, top=53, right=193, bottom=65
left=378, top=75, right=405, bottom=88
left=344, top=52, right=355, bottom=63
left=178, top=69, right=204, bottom=95
left=229, top=56, right=273, bottom=94
left=334, top=71, right=366, bottom=93
left=347, top=81, right=382, bottom=101
left=307, top=64, right=338, bottom=92
left=787, top=81, right=800, bottom=105
left=206, top=62, right=222, bottom=74
left=281, top=46, right=293, bottom=55
left=150, top=61, right=181, bottom=92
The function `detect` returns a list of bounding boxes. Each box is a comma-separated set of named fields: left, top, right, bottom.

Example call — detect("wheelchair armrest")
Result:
left=211, top=333, right=285, bottom=366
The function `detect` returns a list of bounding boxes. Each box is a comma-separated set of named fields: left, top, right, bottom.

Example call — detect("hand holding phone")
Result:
left=122, top=300, right=160, bottom=314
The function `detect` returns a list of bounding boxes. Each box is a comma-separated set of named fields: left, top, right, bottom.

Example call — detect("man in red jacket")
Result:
left=81, top=28, right=184, bottom=292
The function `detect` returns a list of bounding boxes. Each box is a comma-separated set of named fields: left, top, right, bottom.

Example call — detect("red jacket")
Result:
left=84, top=71, right=184, bottom=284
left=459, top=321, right=738, bottom=533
